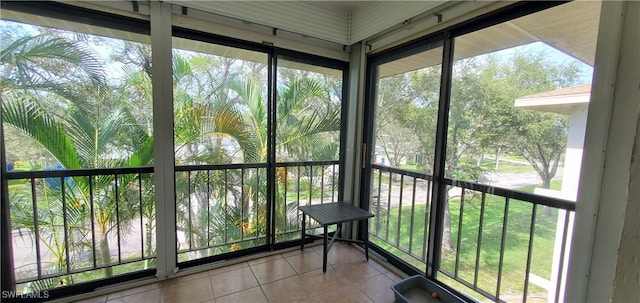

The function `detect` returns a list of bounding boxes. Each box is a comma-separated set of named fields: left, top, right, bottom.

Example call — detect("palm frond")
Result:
left=1, top=35, right=106, bottom=89
left=123, top=136, right=154, bottom=167
left=201, top=104, right=259, bottom=163
left=2, top=90, right=83, bottom=169
left=225, top=77, right=266, bottom=131
left=277, top=107, right=340, bottom=148
left=276, top=78, right=325, bottom=124
left=172, top=53, right=193, bottom=83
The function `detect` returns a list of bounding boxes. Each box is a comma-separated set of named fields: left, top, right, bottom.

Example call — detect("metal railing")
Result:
left=5, top=160, right=340, bottom=291
left=275, top=161, right=340, bottom=242
left=6, top=167, right=155, bottom=290
left=174, top=160, right=340, bottom=261
left=369, top=164, right=576, bottom=303
left=369, top=164, right=433, bottom=269
left=174, top=163, right=268, bottom=261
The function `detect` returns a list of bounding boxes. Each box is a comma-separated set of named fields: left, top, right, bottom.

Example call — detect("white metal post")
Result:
left=345, top=42, right=366, bottom=242
left=565, top=1, right=626, bottom=302
left=150, top=1, right=177, bottom=280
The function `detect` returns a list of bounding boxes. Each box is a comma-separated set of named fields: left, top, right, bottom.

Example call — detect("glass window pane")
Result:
left=276, top=60, right=342, bottom=162
left=274, top=59, right=343, bottom=243
left=1, top=20, right=153, bottom=170
left=172, top=37, right=269, bottom=261
left=172, top=38, right=268, bottom=165
left=447, top=2, right=598, bottom=200
left=443, top=2, right=600, bottom=301
left=369, top=45, right=443, bottom=270
left=1, top=17, right=154, bottom=292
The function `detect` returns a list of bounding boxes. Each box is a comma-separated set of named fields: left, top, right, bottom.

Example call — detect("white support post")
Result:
left=150, top=1, right=177, bottom=280
left=344, top=42, right=366, bottom=241
left=565, top=1, right=628, bottom=302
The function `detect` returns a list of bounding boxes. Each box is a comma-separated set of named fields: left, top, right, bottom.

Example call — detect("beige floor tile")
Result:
left=369, top=259, right=392, bottom=274
left=162, top=271, right=209, bottom=287
left=105, top=283, right=161, bottom=300
left=207, top=261, right=249, bottom=275
left=282, top=248, right=305, bottom=257
left=300, top=297, right=324, bottom=303
left=250, top=257, right=297, bottom=284
left=385, top=271, right=406, bottom=282
left=162, top=276, right=213, bottom=303
left=72, top=295, right=107, bottom=303
left=285, top=250, right=324, bottom=274
left=314, top=285, right=373, bottom=303
left=326, top=244, right=367, bottom=265
left=358, top=274, right=396, bottom=303
left=72, top=244, right=401, bottom=303
left=335, top=262, right=383, bottom=283
left=300, top=267, right=353, bottom=295
left=247, top=253, right=283, bottom=266
left=261, top=275, right=314, bottom=303
left=215, top=286, right=268, bottom=303
left=210, top=266, right=259, bottom=298
left=105, top=288, right=161, bottom=303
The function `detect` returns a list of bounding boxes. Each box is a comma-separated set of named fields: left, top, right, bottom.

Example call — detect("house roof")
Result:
left=514, top=84, right=591, bottom=115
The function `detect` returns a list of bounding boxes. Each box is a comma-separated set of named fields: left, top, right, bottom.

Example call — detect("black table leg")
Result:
left=323, top=224, right=328, bottom=273
left=364, top=219, right=369, bottom=261
left=301, top=213, right=306, bottom=251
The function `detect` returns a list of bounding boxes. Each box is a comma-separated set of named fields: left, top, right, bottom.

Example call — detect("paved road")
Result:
left=484, top=171, right=562, bottom=189
left=373, top=171, right=563, bottom=208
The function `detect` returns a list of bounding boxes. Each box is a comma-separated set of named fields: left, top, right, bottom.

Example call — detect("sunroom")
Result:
left=1, top=1, right=638, bottom=302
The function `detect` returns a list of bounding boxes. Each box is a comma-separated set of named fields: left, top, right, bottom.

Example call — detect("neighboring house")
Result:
left=515, top=84, right=591, bottom=302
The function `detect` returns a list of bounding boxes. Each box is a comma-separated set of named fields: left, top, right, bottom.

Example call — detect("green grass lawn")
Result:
left=371, top=185, right=564, bottom=298
left=479, top=159, right=535, bottom=174
left=396, top=158, right=539, bottom=174
left=398, top=164, right=425, bottom=172
left=500, top=155, right=529, bottom=162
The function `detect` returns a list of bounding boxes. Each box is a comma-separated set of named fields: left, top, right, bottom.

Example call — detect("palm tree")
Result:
left=2, top=33, right=154, bottom=283
left=169, top=51, right=341, bottom=253
left=205, top=76, right=340, bottom=245
left=2, top=31, right=342, bottom=285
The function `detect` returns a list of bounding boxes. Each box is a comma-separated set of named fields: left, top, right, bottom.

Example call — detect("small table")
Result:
left=299, top=202, right=374, bottom=273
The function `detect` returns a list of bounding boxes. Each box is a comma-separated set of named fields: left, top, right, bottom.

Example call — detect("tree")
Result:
left=2, top=32, right=155, bottom=283
left=513, top=111, right=568, bottom=189
left=441, top=49, right=585, bottom=249
left=504, top=51, right=581, bottom=189
left=165, top=50, right=342, bottom=253
left=377, top=123, right=420, bottom=168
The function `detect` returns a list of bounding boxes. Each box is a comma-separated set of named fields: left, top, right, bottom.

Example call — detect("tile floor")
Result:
left=72, top=243, right=405, bottom=303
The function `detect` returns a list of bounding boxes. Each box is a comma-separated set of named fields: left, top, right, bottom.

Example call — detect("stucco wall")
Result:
left=612, top=109, right=640, bottom=300
left=612, top=1, right=640, bottom=301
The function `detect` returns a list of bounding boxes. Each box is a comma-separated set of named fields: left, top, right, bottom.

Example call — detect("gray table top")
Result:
left=299, top=202, right=374, bottom=225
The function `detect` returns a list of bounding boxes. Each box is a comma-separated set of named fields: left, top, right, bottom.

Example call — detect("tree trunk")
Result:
left=99, top=232, right=113, bottom=277
left=495, top=147, right=501, bottom=170
left=442, top=198, right=453, bottom=253
left=197, top=192, right=209, bottom=258
left=542, top=177, right=552, bottom=216
left=242, top=185, right=250, bottom=213
left=144, top=220, right=153, bottom=269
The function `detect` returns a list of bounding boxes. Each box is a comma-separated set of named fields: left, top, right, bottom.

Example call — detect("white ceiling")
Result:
left=167, top=1, right=453, bottom=45
left=379, top=1, right=601, bottom=77
left=2, top=0, right=600, bottom=73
